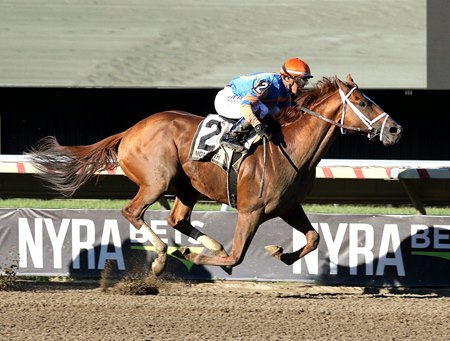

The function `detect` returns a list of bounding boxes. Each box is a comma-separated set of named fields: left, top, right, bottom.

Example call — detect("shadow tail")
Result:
left=26, top=132, right=127, bottom=197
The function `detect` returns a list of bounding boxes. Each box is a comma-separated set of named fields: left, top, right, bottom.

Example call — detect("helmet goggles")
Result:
left=281, top=65, right=312, bottom=86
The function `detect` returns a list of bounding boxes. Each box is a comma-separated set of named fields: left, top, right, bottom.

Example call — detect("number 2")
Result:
left=254, top=80, right=269, bottom=95
left=198, top=119, right=221, bottom=151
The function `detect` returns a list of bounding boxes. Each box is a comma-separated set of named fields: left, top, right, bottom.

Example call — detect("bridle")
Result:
left=300, top=85, right=391, bottom=141
left=278, top=83, right=393, bottom=175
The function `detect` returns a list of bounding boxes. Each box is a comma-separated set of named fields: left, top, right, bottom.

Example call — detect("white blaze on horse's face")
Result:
left=337, top=77, right=402, bottom=146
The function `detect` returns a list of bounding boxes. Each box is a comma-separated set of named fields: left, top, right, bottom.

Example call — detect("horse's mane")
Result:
left=275, top=76, right=338, bottom=125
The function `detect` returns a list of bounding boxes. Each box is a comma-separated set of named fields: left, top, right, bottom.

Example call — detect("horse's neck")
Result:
left=309, top=122, right=339, bottom=167
left=283, top=97, right=341, bottom=172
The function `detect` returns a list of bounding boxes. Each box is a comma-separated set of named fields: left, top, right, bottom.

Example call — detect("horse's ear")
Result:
left=335, top=75, right=347, bottom=90
left=346, top=74, right=355, bottom=85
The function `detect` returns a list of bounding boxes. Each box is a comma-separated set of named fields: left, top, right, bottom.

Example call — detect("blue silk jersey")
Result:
left=229, top=72, right=292, bottom=112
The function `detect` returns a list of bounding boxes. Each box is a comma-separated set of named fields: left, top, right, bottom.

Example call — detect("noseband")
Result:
left=338, top=87, right=390, bottom=141
left=300, top=86, right=391, bottom=141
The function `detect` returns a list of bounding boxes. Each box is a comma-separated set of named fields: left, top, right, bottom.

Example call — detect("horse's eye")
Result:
left=358, top=100, right=369, bottom=109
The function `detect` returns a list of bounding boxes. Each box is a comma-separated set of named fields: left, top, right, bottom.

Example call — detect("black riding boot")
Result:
left=221, top=118, right=252, bottom=152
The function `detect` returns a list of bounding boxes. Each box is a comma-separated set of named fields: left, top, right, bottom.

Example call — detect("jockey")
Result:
left=214, top=57, right=313, bottom=152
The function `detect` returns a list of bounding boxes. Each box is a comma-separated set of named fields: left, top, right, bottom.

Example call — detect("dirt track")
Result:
left=0, top=1, right=425, bottom=88
left=2, top=280, right=450, bottom=340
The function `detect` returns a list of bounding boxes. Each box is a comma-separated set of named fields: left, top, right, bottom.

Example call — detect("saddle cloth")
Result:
left=189, top=114, right=257, bottom=171
left=189, top=114, right=261, bottom=208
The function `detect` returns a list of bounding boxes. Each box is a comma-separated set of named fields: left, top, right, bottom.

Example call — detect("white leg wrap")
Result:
left=142, top=223, right=167, bottom=276
left=197, top=235, right=227, bottom=256
left=143, top=224, right=167, bottom=253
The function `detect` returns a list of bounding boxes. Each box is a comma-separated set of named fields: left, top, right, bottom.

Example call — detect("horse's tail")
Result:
left=26, top=131, right=127, bottom=197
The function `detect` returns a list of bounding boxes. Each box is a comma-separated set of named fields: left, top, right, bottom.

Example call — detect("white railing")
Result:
left=1, top=155, right=449, bottom=214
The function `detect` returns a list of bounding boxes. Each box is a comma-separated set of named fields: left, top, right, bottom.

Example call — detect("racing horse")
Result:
left=27, top=75, right=402, bottom=276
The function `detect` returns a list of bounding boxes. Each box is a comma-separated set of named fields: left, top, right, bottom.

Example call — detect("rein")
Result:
left=299, top=106, right=365, bottom=134
left=258, top=137, right=267, bottom=198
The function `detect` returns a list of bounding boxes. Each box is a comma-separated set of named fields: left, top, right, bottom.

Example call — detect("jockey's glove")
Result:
left=254, top=124, right=270, bottom=140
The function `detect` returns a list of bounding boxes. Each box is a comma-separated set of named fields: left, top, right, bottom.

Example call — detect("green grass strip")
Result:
left=411, top=251, right=450, bottom=261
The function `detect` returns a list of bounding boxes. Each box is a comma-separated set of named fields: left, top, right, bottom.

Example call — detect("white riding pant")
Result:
left=214, top=86, right=270, bottom=120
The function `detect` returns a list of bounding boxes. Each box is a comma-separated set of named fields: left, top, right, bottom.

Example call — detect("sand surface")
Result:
left=0, top=0, right=425, bottom=88
left=1, top=280, right=450, bottom=340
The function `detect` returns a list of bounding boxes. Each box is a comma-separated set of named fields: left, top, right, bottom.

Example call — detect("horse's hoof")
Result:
left=221, top=265, right=233, bottom=275
left=264, top=245, right=283, bottom=259
left=179, top=247, right=191, bottom=256
left=151, top=253, right=167, bottom=276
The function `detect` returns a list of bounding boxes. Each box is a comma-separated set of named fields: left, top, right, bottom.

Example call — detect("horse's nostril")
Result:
left=390, top=126, right=402, bottom=134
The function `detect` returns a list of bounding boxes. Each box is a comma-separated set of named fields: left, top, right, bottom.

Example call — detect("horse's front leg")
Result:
left=168, top=197, right=229, bottom=258
left=265, top=206, right=320, bottom=265
left=178, top=212, right=260, bottom=268
left=168, top=197, right=233, bottom=273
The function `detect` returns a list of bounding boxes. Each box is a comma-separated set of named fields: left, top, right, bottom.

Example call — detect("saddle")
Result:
left=189, top=114, right=258, bottom=208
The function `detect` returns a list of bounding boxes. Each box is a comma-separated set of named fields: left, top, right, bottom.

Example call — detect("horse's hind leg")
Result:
left=121, top=185, right=168, bottom=276
left=265, top=206, right=320, bottom=265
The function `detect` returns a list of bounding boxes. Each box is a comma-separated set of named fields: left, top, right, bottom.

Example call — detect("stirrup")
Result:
left=221, top=135, right=245, bottom=152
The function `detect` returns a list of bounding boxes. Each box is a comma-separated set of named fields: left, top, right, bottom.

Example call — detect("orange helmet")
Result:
left=280, top=58, right=313, bottom=79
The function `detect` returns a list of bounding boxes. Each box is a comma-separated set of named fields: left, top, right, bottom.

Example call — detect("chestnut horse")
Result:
left=27, top=75, right=402, bottom=276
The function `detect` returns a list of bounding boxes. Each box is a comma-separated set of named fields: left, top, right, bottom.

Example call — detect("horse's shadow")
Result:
left=69, top=238, right=213, bottom=281
left=317, top=226, right=450, bottom=298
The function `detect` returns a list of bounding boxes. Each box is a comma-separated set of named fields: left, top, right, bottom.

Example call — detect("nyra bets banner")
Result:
left=1, top=208, right=450, bottom=286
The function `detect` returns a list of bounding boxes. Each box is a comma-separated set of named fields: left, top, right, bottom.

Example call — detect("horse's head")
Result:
left=335, top=74, right=402, bottom=146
